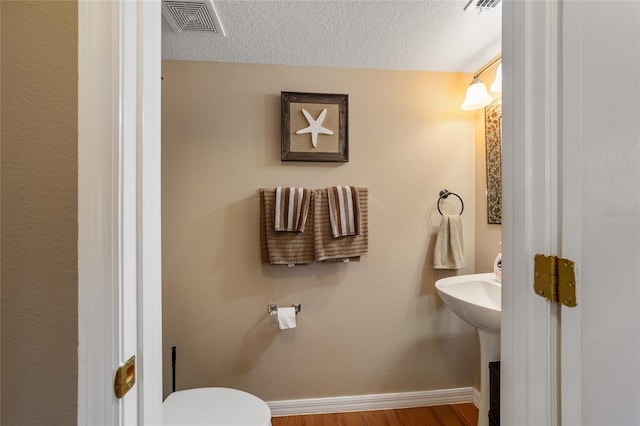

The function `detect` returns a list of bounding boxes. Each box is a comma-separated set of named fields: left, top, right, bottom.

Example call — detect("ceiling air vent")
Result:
left=463, top=0, right=502, bottom=12
left=162, top=0, right=226, bottom=35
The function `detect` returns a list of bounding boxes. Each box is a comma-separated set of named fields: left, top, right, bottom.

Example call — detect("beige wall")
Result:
left=474, top=63, right=502, bottom=273
left=162, top=61, right=479, bottom=400
left=1, top=2, right=78, bottom=425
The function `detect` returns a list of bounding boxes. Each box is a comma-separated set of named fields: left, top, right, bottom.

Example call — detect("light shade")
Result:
left=461, top=77, right=493, bottom=110
left=491, top=63, right=502, bottom=93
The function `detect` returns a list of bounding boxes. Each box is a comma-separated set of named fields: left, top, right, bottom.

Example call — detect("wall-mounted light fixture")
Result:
left=461, top=55, right=502, bottom=110
left=490, top=63, right=502, bottom=93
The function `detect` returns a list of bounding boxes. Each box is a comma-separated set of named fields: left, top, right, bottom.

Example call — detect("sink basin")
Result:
left=435, top=272, right=501, bottom=332
left=435, top=273, right=501, bottom=426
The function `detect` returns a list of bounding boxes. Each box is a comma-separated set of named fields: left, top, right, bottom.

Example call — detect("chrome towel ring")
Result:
left=437, top=189, right=464, bottom=216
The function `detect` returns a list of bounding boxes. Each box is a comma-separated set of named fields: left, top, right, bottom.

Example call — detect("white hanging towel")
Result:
left=433, top=214, right=465, bottom=270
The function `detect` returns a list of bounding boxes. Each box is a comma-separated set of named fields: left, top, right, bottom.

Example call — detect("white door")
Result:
left=503, top=1, right=640, bottom=425
left=78, top=1, right=162, bottom=424
left=560, top=1, right=640, bottom=425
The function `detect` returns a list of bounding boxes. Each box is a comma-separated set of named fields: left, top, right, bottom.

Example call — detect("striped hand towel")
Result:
left=275, top=187, right=312, bottom=233
left=314, top=188, right=368, bottom=262
left=327, top=186, right=361, bottom=238
left=260, top=189, right=315, bottom=265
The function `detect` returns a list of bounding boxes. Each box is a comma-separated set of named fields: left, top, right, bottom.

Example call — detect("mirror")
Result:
left=485, top=100, right=502, bottom=224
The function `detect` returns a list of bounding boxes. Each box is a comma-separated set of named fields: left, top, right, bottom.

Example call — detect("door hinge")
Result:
left=114, top=356, right=136, bottom=399
left=534, top=254, right=577, bottom=307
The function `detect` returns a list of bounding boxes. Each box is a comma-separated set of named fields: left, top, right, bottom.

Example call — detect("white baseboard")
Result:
left=267, top=387, right=476, bottom=417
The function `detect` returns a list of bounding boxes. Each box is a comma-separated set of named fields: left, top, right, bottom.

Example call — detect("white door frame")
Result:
left=78, top=0, right=162, bottom=424
left=559, top=2, right=584, bottom=423
left=501, top=1, right=561, bottom=425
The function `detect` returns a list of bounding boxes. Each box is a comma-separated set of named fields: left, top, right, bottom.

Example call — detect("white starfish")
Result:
left=295, top=108, right=334, bottom=148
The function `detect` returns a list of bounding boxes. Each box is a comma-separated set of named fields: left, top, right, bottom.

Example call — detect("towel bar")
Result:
left=268, top=304, right=301, bottom=316
left=437, top=189, right=464, bottom=216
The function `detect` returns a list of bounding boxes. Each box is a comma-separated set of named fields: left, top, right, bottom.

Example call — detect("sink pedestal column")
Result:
left=477, top=329, right=501, bottom=426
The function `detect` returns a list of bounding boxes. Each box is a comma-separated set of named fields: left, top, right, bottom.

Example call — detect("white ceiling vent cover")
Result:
left=463, top=0, right=502, bottom=12
left=162, top=0, right=226, bottom=35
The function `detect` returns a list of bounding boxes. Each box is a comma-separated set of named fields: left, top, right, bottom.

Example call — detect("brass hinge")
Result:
left=114, top=356, right=136, bottom=399
left=534, top=254, right=577, bottom=307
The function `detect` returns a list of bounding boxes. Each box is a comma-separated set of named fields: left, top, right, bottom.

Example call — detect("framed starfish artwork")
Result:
left=281, top=92, right=348, bottom=162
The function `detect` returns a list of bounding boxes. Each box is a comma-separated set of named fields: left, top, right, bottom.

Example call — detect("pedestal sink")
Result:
left=435, top=273, right=501, bottom=426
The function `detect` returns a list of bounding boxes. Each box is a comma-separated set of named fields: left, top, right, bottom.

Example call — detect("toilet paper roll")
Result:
left=277, top=307, right=296, bottom=330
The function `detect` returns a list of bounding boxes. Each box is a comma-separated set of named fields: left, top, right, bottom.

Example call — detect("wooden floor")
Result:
left=271, top=403, right=478, bottom=426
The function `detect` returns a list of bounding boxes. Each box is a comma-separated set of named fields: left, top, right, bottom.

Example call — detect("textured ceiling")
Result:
left=162, top=0, right=502, bottom=73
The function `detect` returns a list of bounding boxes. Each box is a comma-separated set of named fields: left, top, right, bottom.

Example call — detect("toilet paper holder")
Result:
left=268, top=304, right=301, bottom=316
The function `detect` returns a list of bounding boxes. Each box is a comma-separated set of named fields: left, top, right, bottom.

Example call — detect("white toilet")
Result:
left=163, top=387, right=272, bottom=426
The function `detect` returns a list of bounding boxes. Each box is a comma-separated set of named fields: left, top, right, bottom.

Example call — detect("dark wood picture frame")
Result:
left=281, top=92, right=349, bottom=162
